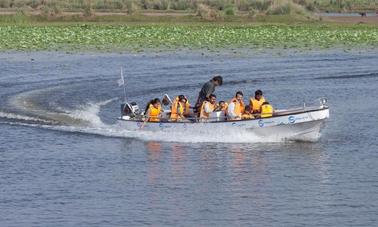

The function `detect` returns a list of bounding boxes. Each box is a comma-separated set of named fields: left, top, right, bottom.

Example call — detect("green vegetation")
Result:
left=0, top=0, right=376, bottom=23
left=0, top=1, right=376, bottom=52
left=1, top=24, right=377, bottom=51
left=0, top=0, right=376, bottom=13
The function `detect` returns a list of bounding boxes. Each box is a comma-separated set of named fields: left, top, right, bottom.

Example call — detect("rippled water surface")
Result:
left=1, top=49, right=378, bottom=226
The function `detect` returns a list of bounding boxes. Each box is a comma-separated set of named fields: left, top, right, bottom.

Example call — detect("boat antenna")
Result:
left=118, top=67, right=127, bottom=103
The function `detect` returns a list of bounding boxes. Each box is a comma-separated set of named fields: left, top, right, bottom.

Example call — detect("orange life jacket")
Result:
left=250, top=96, right=266, bottom=113
left=200, top=101, right=216, bottom=119
left=170, top=96, right=190, bottom=121
left=148, top=104, right=161, bottom=122
left=228, top=98, right=245, bottom=117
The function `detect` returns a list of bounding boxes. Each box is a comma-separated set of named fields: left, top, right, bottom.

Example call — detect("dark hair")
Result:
left=236, top=91, right=244, bottom=97
left=152, top=98, right=161, bottom=105
left=178, top=95, right=187, bottom=102
left=245, top=105, right=252, bottom=112
left=212, top=75, right=223, bottom=86
left=219, top=100, right=225, bottom=105
left=209, top=94, right=216, bottom=99
left=255, top=90, right=263, bottom=96
left=145, top=98, right=161, bottom=113
left=262, top=101, right=270, bottom=105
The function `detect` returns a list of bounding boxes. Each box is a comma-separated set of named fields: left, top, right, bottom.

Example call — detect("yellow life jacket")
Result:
left=200, top=101, right=216, bottom=119
left=170, top=96, right=190, bottom=121
left=148, top=104, right=161, bottom=122
left=250, top=96, right=266, bottom=113
left=261, top=104, right=273, bottom=118
left=228, top=98, right=245, bottom=117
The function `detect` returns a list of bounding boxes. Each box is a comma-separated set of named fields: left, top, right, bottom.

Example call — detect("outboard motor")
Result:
left=121, top=102, right=140, bottom=119
left=319, top=98, right=328, bottom=108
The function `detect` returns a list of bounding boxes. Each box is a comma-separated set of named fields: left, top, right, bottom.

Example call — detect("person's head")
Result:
left=255, top=90, right=263, bottom=100
left=162, top=95, right=170, bottom=106
left=151, top=98, right=161, bottom=108
left=219, top=100, right=226, bottom=108
left=178, top=95, right=187, bottom=103
left=235, top=91, right=244, bottom=102
left=244, top=105, right=252, bottom=114
left=209, top=94, right=217, bottom=104
left=212, top=75, right=223, bottom=86
left=262, top=101, right=270, bottom=106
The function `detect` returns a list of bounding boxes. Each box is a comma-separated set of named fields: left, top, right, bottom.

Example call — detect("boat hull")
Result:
left=118, top=107, right=329, bottom=142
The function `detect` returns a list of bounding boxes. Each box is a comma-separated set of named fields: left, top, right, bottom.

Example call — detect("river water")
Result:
left=1, top=49, right=378, bottom=226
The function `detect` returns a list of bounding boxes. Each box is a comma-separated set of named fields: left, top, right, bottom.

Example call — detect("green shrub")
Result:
left=13, top=9, right=28, bottom=23
left=224, top=5, right=235, bottom=15
left=170, top=0, right=194, bottom=10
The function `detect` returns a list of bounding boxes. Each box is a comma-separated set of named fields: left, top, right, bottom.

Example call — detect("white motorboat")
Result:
left=117, top=97, right=329, bottom=142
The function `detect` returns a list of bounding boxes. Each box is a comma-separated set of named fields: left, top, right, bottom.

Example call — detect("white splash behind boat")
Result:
left=117, top=98, right=329, bottom=142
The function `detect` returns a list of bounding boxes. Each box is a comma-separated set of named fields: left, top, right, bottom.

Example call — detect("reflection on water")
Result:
left=147, top=142, right=162, bottom=184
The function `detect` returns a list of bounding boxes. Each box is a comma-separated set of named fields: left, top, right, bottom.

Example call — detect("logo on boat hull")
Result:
left=159, top=123, right=171, bottom=128
left=258, top=120, right=264, bottom=127
left=288, top=116, right=296, bottom=124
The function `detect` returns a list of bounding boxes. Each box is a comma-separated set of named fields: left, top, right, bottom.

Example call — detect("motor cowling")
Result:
left=121, top=102, right=140, bottom=118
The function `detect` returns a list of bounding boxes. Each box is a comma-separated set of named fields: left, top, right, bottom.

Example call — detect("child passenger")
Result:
left=242, top=105, right=254, bottom=120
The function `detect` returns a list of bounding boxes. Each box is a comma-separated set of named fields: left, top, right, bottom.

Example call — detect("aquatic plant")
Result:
left=0, top=24, right=377, bottom=51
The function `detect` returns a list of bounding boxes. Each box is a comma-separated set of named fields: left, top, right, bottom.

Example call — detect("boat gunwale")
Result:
left=118, top=106, right=329, bottom=124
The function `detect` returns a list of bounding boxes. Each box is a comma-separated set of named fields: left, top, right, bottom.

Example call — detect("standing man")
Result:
left=195, top=75, right=223, bottom=113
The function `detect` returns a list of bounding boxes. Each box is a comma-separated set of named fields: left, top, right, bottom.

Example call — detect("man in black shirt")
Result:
left=194, top=75, right=223, bottom=113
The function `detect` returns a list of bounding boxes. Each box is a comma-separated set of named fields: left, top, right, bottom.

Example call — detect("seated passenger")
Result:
left=170, top=95, right=190, bottom=121
left=214, top=100, right=228, bottom=115
left=227, top=91, right=245, bottom=120
left=242, top=105, right=254, bottom=120
left=199, top=94, right=217, bottom=121
left=250, top=89, right=266, bottom=114
left=144, top=98, right=162, bottom=122
left=214, top=100, right=227, bottom=111
left=260, top=101, right=274, bottom=118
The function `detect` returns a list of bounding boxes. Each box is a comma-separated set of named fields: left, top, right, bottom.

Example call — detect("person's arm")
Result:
left=227, top=103, right=237, bottom=118
left=140, top=108, right=151, bottom=129
left=144, top=109, right=151, bottom=122
left=249, top=99, right=254, bottom=113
